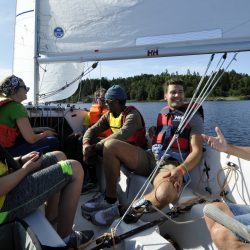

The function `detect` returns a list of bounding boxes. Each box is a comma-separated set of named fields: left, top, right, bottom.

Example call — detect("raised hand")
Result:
left=202, top=127, right=228, bottom=153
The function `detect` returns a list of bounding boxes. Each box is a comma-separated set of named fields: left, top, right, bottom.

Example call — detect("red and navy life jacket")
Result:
left=89, top=103, right=112, bottom=138
left=152, top=103, right=204, bottom=152
left=108, top=106, right=147, bottom=149
left=0, top=97, right=19, bottom=148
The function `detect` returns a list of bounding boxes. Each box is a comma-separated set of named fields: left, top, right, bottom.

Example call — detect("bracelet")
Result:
left=182, top=164, right=189, bottom=174
left=177, top=166, right=186, bottom=175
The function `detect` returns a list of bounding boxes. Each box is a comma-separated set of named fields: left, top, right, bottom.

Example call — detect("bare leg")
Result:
left=144, top=170, right=182, bottom=209
left=56, top=160, right=84, bottom=238
left=45, top=151, right=67, bottom=223
left=204, top=202, right=250, bottom=250
left=102, top=139, right=141, bottom=199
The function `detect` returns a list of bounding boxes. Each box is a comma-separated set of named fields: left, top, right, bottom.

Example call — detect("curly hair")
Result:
left=0, top=75, right=25, bottom=96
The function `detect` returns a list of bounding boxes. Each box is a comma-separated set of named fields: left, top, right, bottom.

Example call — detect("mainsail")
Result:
left=13, top=0, right=250, bottom=103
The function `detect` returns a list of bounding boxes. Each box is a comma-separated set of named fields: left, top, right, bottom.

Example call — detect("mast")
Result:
left=33, top=0, right=39, bottom=105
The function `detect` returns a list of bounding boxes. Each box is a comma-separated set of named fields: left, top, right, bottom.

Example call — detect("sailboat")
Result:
left=12, top=0, right=250, bottom=249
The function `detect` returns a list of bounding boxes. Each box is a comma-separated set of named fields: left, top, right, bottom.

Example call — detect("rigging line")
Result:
left=114, top=135, right=178, bottom=231
left=114, top=56, right=219, bottom=230
left=184, top=53, right=237, bottom=120
left=178, top=52, right=237, bottom=135
left=115, top=53, right=238, bottom=232
left=40, top=64, right=95, bottom=98
left=39, top=64, right=47, bottom=93
left=177, top=53, right=226, bottom=132
left=178, top=53, right=214, bottom=130
left=38, top=62, right=98, bottom=99
left=77, top=63, right=85, bottom=102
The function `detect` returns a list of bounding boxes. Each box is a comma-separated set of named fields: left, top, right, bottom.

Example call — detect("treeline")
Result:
left=67, top=69, right=250, bottom=102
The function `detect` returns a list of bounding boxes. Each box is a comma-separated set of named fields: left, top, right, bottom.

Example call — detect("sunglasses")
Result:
left=105, top=99, right=114, bottom=104
left=19, top=85, right=30, bottom=92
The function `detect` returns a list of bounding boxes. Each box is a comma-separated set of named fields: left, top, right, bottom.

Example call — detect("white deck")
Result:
left=24, top=147, right=250, bottom=249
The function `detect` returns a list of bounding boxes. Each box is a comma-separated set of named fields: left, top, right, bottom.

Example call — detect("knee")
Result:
left=103, top=139, right=120, bottom=154
left=51, top=151, right=67, bottom=161
left=153, top=181, right=177, bottom=207
left=68, top=159, right=84, bottom=181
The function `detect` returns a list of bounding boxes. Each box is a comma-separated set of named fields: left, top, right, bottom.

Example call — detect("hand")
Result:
left=43, top=129, right=57, bottom=137
left=202, top=127, right=228, bottom=153
left=162, top=168, right=182, bottom=193
left=22, top=153, right=43, bottom=174
left=21, top=151, right=40, bottom=163
left=82, top=144, right=96, bottom=163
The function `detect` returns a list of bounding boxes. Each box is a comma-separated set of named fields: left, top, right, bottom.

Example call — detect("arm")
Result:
left=164, top=134, right=203, bottom=192
left=177, top=133, right=203, bottom=173
left=82, top=113, right=110, bottom=144
left=0, top=153, right=42, bottom=196
left=16, top=117, right=57, bottom=144
left=96, top=109, right=143, bottom=149
left=202, top=126, right=250, bottom=161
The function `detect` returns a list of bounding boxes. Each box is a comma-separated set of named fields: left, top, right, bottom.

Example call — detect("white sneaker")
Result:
left=92, top=204, right=120, bottom=226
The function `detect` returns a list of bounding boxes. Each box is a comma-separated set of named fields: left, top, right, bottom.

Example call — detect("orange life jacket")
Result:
left=108, top=106, right=147, bottom=149
left=152, top=103, right=204, bottom=152
left=0, top=98, right=19, bottom=148
left=89, top=103, right=112, bottom=138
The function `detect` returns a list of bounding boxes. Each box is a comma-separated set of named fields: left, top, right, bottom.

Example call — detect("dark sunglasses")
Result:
left=105, top=99, right=114, bottom=104
left=19, top=85, right=30, bottom=92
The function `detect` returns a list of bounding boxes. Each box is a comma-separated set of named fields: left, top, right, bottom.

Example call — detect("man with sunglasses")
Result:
left=81, top=85, right=148, bottom=221
left=82, top=85, right=147, bottom=164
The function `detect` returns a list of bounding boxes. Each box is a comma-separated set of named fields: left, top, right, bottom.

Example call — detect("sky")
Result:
left=1, top=1, right=250, bottom=81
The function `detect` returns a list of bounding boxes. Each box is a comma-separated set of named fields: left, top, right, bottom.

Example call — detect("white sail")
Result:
left=14, top=0, right=250, bottom=102
left=38, top=0, right=250, bottom=63
left=13, top=0, right=84, bottom=103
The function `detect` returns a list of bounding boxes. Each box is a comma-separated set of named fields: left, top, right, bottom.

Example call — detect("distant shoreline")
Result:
left=127, top=96, right=250, bottom=102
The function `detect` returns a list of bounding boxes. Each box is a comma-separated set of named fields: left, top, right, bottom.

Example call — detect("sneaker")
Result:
left=81, top=193, right=116, bottom=220
left=66, top=230, right=94, bottom=249
left=123, top=197, right=153, bottom=224
left=92, top=204, right=120, bottom=226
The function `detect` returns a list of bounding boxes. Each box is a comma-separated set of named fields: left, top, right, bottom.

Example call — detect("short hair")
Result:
left=163, top=78, right=184, bottom=93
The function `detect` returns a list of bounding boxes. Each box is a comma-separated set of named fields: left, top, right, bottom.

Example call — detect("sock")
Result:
left=105, top=195, right=117, bottom=204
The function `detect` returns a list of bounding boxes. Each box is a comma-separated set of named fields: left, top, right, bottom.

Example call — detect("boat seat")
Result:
left=23, top=210, right=66, bottom=247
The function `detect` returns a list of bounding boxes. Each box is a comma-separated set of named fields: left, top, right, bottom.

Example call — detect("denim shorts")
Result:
left=227, top=202, right=250, bottom=242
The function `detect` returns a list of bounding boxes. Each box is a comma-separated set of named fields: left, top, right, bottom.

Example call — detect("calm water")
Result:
left=79, top=100, right=250, bottom=146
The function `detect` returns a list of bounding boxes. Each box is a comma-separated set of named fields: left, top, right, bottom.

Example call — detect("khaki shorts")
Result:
left=132, top=149, right=156, bottom=176
left=158, top=158, right=179, bottom=172
left=131, top=149, right=180, bottom=177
